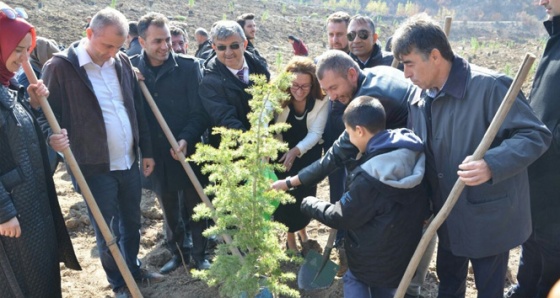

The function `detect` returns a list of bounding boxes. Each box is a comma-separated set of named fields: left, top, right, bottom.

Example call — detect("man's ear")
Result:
left=372, top=33, right=378, bottom=43
left=243, top=39, right=248, bottom=50
left=430, top=48, right=442, bottom=62
left=86, top=27, right=93, bottom=40
left=139, top=36, right=146, bottom=49
left=347, top=67, right=359, bottom=84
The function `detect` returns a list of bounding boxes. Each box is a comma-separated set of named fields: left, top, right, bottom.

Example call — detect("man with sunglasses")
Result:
left=130, top=12, right=210, bottom=275
left=347, top=15, right=394, bottom=70
left=199, top=20, right=270, bottom=147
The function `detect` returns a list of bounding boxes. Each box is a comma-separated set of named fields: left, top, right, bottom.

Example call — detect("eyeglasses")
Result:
left=0, top=6, right=27, bottom=20
left=347, top=30, right=370, bottom=42
left=291, top=83, right=312, bottom=91
left=215, top=43, right=242, bottom=51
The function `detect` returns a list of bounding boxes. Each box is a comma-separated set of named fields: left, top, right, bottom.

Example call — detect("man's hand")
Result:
left=271, top=175, right=302, bottom=191
left=142, top=158, right=155, bottom=177
left=49, top=128, right=69, bottom=152
left=27, top=79, right=49, bottom=110
left=0, top=217, right=21, bottom=238
left=457, top=155, right=492, bottom=186
left=279, top=147, right=301, bottom=172
left=133, top=67, right=145, bottom=81
left=170, top=139, right=187, bottom=161
left=271, top=179, right=289, bottom=191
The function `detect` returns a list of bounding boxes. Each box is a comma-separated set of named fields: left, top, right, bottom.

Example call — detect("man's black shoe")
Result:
left=135, top=269, right=165, bottom=285
left=160, top=254, right=185, bottom=274
left=192, top=258, right=211, bottom=270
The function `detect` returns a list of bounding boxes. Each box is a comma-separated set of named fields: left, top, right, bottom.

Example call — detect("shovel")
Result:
left=298, top=228, right=339, bottom=291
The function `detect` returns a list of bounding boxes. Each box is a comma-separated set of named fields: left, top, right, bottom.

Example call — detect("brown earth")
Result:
left=6, top=0, right=549, bottom=296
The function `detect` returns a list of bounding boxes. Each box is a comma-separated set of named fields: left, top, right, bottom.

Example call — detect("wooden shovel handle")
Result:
left=394, top=52, right=536, bottom=298
left=138, top=81, right=243, bottom=260
left=23, top=60, right=143, bottom=298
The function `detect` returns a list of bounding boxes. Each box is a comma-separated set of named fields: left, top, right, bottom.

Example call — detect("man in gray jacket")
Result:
left=392, top=14, right=551, bottom=297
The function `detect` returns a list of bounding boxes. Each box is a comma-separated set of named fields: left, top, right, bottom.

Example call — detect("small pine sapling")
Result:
left=190, top=72, right=300, bottom=298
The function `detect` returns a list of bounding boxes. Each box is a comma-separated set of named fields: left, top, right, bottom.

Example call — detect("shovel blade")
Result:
left=298, top=250, right=339, bottom=291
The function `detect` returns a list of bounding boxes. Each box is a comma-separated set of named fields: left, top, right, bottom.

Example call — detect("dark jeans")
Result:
left=328, top=167, right=346, bottom=245
left=156, top=184, right=207, bottom=261
left=508, top=224, right=560, bottom=298
left=343, top=269, right=396, bottom=298
left=83, top=166, right=142, bottom=290
left=437, top=245, right=508, bottom=298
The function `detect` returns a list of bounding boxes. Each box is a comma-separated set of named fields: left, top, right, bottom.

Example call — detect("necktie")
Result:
left=236, top=69, right=245, bottom=83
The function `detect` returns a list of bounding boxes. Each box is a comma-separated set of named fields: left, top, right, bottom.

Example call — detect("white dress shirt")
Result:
left=76, top=40, right=135, bottom=171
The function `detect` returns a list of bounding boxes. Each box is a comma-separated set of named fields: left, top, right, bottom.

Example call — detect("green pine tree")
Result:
left=190, top=72, right=299, bottom=298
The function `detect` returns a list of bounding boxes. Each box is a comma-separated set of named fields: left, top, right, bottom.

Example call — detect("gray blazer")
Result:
left=408, top=56, right=551, bottom=258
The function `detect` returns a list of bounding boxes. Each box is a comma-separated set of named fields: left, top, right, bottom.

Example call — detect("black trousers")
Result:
left=156, top=185, right=207, bottom=261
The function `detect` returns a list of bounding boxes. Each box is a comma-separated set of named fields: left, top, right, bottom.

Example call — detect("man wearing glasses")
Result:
left=347, top=15, right=394, bottom=70
left=199, top=20, right=270, bottom=147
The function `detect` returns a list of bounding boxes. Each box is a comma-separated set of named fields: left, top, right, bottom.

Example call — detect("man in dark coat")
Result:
left=131, top=12, right=210, bottom=273
left=194, top=27, right=212, bottom=60
left=392, top=14, right=550, bottom=297
left=236, top=13, right=268, bottom=69
left=199, top=20, right=270, bottom=147
left=347, top=15, right=394, bottom=70
left=505, top=1, right=560, bottom=297
left=126, top=21, right=142, bottom=56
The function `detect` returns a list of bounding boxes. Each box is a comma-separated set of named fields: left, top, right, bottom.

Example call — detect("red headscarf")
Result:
left=0, top=14, right=36, bottom=86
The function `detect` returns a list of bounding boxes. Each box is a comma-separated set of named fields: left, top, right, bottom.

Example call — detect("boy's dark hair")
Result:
left=236, top=13, right=255, bottom=28
left=343, top=96, right=386, bottom=134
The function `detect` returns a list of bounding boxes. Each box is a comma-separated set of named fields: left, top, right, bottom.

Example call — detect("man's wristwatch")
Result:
left=285, top=176, right=293, bottom=189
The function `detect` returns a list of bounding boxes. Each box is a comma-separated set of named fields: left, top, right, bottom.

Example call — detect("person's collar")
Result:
left=226, top=58, right=248, bottom=73
left=144, top=51, right=175, bottom=70
left=544, top=15, right=560, bottom=36
left=76, top=38, right=114, bottom=67
left=430, top=55, right=468, bottom=100
left=355, top=70, right=365, bottom=93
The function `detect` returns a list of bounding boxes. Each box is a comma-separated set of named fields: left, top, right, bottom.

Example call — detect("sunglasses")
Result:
left=291, top=83, right=311, bottom=91
left=215, top=43, right=242, bottom=51
left=347, top=30, right=370, bottom=42
left=0, top=6, right=27, bottom=20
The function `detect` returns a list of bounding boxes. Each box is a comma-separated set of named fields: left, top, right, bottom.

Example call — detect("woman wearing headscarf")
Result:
left=0, top=4, right=80, bottom=297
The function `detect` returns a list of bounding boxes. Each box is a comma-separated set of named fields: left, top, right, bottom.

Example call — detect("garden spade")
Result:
left=298, top=228, right=339, bottom=291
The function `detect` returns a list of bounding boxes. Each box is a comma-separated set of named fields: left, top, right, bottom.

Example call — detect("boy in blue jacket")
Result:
left=301, top=96, right=429, bottom=297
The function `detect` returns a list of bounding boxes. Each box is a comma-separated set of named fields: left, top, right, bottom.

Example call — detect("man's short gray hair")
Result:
left=210, top=20, right=246, bottom=43
left=89, top=7, right=129, bottom=36
left=316, top=50, right=360, bottom=80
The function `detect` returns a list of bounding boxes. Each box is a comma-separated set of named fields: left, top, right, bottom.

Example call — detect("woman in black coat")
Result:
left=0, top=9, right=80, bottom=297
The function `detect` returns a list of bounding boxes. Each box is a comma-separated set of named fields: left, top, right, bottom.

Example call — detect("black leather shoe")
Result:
left=135, top=269, right=164, bottom=284
left=159, top=255, right=183, bottom=274
left=193, top=258, right=211, bottom=270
